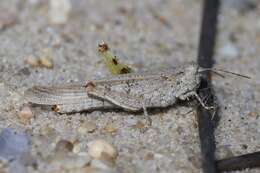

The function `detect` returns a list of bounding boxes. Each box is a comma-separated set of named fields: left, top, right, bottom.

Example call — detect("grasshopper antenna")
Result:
left=199, top=68, right=251, bottom=79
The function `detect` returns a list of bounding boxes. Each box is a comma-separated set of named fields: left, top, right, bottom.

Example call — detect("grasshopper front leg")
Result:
left=179, top=91, right=215, bottom=110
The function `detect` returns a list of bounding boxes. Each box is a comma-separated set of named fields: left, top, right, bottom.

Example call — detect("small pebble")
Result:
left=87, top=139, right=117, bottom=159
left=38, top=57, right=53, bottom=68
left=26, top=48, right=54, bottom=68
left=18, top=106, right=33, bottom=124
left=55, top=139, right=74, bottom=153
left=38, top=48, right=54, bottom=68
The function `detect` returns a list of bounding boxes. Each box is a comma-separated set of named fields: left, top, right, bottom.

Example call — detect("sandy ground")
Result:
left=0, top=0, right=259, bottom=173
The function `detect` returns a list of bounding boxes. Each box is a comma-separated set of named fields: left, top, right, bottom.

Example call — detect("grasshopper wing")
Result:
left=25, top=84, right=90, bottom=105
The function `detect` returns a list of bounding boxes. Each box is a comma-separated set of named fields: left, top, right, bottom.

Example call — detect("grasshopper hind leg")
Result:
left=87, top=86, right=152, bottom=129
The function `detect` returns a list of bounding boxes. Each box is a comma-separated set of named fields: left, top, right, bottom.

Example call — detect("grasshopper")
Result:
left=24, top=61, right=249, bottom=125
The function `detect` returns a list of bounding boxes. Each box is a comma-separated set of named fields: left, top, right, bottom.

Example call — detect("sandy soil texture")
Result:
left=0, top=0, right=259, bottom=173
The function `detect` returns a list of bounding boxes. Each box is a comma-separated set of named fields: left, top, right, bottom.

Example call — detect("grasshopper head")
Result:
left=175, top=62, right=201, bottom=99
left=179, top=62, right=200, bottom=83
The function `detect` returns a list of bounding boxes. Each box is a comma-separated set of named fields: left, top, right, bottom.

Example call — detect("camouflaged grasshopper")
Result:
left=25, top=61, right=249, bottom=125
left=25, top=62, right=208, bottom=110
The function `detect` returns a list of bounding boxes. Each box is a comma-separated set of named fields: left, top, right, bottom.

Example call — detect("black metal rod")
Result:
left=197, top=1, right=260, bottom=172
left=197, top=0, right=220, bottom=173
left=217, top=151, right=260, bottom=172
left=198, top=0, right=220, bottom=68
left=197, top=80, right=218, bottom=173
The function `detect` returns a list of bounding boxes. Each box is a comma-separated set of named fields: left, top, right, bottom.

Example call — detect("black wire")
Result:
left=197, top=0, right=220, bottom=173
left=217, top=151, right=260, bottom=172
left=197, top=1, right=260, bottom=172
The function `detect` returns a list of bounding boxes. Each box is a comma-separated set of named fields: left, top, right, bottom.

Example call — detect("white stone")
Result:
left=87, top=139, right=117, bottom=159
